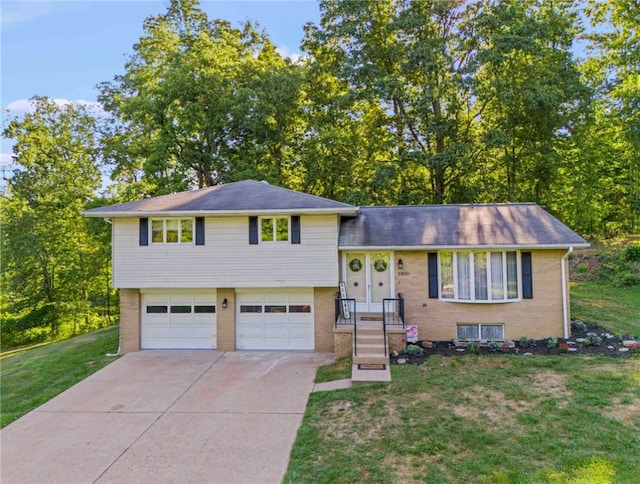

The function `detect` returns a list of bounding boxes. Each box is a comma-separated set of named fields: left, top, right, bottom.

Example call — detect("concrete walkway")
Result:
left=0, top=351, right=333, bottom=484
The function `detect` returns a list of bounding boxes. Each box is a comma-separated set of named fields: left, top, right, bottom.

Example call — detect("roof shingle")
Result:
left=338, top=204, right=587, bottom=248
left=84, top=180, right=356, bottom=215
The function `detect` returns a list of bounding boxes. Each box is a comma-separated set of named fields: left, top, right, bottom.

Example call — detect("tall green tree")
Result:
left=474, top=0, right=588, bottom=203
left=1, top=97, right=108, bottom=343
left=99, top=0, right=302, bottom=196
left=302, top=0, right=488, bottom=204
left=582, top=0, right=640, bottom=232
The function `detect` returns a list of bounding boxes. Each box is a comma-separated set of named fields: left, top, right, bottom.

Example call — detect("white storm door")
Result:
left=369, top=252, right=392, bottom=312
left=344, top=252, right=393, bottom=313
left=345, top=252, right=367, bottom=313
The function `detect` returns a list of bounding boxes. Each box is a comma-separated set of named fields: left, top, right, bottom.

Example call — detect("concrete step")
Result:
left=353, top=355, right=389, bottom=365
left=351, top=364, right=391, bottom=383
left=356, top=328, right=384, bottom=336
left=355, top=334, right=384, bottom=343
left=355, top=344, right=387, bottom=355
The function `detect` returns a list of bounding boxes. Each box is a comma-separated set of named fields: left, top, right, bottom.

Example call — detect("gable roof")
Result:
left=84, top=180, right=358, bottom=217
left=339, top=203, right=588, bottom=249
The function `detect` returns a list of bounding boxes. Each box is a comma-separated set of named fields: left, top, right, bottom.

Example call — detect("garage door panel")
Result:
left=236, top=290, right=314, bottom=350
left=142, top=291, right=216, bottom=349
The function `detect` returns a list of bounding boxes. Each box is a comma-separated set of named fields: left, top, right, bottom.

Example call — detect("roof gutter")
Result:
left=561, top=246, right=574, bottom=339
left=338, top=243, right=590, bottom=251
left=83, top=208, right=360, bottom=218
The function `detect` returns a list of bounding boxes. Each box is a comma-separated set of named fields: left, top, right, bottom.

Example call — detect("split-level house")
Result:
left=84, top=180, right=588, bottom=357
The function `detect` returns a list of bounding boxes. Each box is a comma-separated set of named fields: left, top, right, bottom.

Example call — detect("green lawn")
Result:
left=286, top=355, right=640, bottom=483
left=571, top=282, right=640, bottom=336
left=0, top=325, right=120, bottom=428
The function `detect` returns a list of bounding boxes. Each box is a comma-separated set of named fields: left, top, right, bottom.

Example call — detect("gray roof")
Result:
left=84, top=180, right=357, bottom=216
left=339, top=204, right=588, bottom=248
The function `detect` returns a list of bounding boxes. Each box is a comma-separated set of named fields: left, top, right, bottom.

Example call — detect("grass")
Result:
left=315, top=356, right=352, bottom=383
left=571, top=282, right=640, bottom=336
left=286, top=355, right=640, bottom=483
left=0, top=325, right=120, bottom=428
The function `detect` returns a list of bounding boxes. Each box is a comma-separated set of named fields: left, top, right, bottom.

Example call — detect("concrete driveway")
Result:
left=0, top=351, right=333, bottom=484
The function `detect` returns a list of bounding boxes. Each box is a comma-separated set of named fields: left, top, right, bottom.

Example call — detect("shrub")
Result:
left=518, top=336, right=533, bottom=348
left=571, top=320, right=588, bottom=332
left=625, top=243, right=640, bottom=262
left=406, top=344, right=424, bottom=356
left=467, top=341, right=479, bottom=355
left=583, top=334, right=603, bottom=347
left=547, top=338, right=558, bottom=349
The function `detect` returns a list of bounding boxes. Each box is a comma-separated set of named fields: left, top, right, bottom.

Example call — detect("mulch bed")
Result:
left=391, top=321, right=640, bottom=365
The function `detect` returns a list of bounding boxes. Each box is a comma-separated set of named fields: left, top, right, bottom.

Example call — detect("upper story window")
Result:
left=151, top=218, right=193, bottom=244
left=439, top=251, right=520, bottom=302
left=261, top=216, right=289, bottom=242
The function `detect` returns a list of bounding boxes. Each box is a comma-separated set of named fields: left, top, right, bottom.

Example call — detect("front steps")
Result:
left=351, top=320, right=391, bottom=383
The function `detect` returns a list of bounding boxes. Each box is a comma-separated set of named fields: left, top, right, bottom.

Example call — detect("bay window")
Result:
left=440, top=251, right=520, bottom=302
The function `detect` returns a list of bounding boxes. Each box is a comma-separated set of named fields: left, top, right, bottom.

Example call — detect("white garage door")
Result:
left=142, top=290, right=217, bottom=349
left=236, top=289, right=314, bottom=350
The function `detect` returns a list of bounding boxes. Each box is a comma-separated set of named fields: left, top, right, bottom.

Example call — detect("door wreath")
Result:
left=349, top=258, right=363, bottom=272
left=374, top=259, right=388, bottom=272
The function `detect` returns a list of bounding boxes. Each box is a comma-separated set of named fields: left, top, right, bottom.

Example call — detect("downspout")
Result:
left=561, top=247, right=573, bottom=339
left=102, top=218, right=121, bottom=356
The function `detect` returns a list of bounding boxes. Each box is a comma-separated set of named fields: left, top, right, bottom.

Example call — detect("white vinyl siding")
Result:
left=112, top=215, right=339, bottom=288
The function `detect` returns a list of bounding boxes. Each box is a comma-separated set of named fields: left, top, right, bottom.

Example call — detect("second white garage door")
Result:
left=236, top=289, right=314, bottom=350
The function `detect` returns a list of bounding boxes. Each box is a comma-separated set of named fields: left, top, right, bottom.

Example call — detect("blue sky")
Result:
left=1, top=0, right=320, bottom=166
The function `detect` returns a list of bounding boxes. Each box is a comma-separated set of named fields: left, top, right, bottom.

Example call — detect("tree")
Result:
left=1, top=97, right=107, bottom=343
left=99, top=0, right=302, bottom=196
left=474, top=0, right=589, bottom=203
left=582, top=0, right=640, bottom=232
left=302, top=0, right=488, bottom=204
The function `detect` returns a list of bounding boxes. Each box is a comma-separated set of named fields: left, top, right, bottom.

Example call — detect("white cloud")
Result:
left=5, top=98, right=107, bottom=116
left=276, top=46, right=304, bottom=65
left=0, top=1, right=53, bottom=27
left=0, top=153, right=15, bottom=165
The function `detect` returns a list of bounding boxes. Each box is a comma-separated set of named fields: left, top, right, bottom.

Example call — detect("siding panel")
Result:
left=113, top=215, right=339, bottom=288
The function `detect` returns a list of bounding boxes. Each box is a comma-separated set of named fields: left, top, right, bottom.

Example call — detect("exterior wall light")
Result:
left=398, top=259, right=403, bottom=270
left=222, top=298, right=228, bottom=309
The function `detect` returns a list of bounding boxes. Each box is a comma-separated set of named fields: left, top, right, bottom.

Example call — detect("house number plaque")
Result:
left=398, top=271, right=410, bottom=276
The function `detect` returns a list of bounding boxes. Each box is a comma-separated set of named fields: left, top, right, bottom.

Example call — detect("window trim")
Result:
left=457, top=323, right=505, bottom=341
left=439, top=250, right=522, bottom=303
left=150, top=218, right=195, bottom=245
left=259, top=216, right=290, bottom=243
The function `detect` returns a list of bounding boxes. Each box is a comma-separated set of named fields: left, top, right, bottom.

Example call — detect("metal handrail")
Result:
left=335, top=297, right=357, bottom=355
left=383, top=294, right=405, bottom=357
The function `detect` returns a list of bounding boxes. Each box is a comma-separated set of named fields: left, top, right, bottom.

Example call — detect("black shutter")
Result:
left=249, top=216, right=258, bottom=244
left=428, top=252, right=439, bottom=298
left=522, top=252, right=533, bottom=299
left=291, top=216, right=301, bottom=244
left=195, top=217, right=205, bottom=245
left=139, top=218, right=149, bottom=246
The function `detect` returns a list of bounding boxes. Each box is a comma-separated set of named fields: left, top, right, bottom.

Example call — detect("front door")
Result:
left=344, top=252, right=393, bottom=313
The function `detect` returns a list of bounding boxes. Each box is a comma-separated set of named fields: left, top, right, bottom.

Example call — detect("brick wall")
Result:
left=216, top=289, right=236, bottom=351
left=119, top=288, right=141, bottom=354
left=315, top=287, right=338, bottom=352
left=395, top=249, right=569, bottom=341
left=333, top=330, right=353, bottom=358
left=388, top=329, right=407, bottom=354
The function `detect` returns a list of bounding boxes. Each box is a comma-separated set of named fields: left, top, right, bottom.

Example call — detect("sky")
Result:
left=0, top=0, right=321, bottom=169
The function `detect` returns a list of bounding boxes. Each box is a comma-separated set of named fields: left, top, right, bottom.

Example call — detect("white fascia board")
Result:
left=338, top=243, right=590, bottom=251
left=84, top=207, right=360, bottom=218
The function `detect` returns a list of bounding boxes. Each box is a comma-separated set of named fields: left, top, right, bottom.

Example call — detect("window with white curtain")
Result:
left=440, top=251, right=520, bottom=302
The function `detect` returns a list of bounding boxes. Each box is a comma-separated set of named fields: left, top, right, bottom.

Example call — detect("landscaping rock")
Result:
left=619, top=348, right=630, bottom=353
left=607, top=345, right=615, bottom=350
left=623, top=340, right=639, bottom=347
left=523, top=352, right=533, bottom=356
left=576, top=338, right=586, bottom=343
left=391, top=350, right=399, bottom=357
left=397, top=358, right=407, bottom=364
left=568, top=348, right=578, bottom=352
left=422, top=341, right=434, bottom=349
